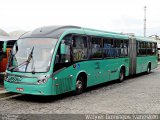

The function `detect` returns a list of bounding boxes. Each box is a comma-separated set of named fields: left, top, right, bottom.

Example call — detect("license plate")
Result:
left=16, top=88, right=24, bottom=91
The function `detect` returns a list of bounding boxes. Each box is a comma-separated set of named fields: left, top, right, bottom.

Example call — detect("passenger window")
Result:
left=72, top=36, right=87, bottom=61
left=138, top=42, right=145, bottom=56
left=114, top=39, right=121, bottom=57
left=120, top=40, right=124, bottom=57
left=146, top=42, right=151, bottom=55
left=103, top=38, right=112, bottom=58
left=91, top=37, right=103, bottom=59
left=152, top=42, right=156, bottom=55
left=123, top=40, right=128, bottom=56
left=103, top=38, right=128, bottom=58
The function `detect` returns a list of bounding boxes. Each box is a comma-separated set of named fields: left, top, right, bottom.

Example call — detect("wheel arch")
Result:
left=76, top=71, right=88, bottom=88
left=119, top=65, right=126, bottom=76
left=148, top=61, right=151, bottom=68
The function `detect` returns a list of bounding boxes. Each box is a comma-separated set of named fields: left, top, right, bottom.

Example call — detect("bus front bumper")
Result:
left=4, top=81, right=52, bottom=96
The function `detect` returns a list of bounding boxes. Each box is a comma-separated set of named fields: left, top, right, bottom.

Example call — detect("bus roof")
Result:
left=0, top=36, right=18, bottom=41
left=20, top=26, right=81, bottom=39
left=19, top=25, right=158, bottom=42
left=82, top=28, right=129, bottom=39
left=20, top=25, right=129, bottom=39
left=135, top=36, right=157, bottom=42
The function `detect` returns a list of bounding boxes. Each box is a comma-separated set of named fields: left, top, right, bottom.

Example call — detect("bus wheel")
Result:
left=118, top=69, right=125, bottom=82
left=146, top=64, right=151, bottom=74
left=75, top=76, right=85, bottom=95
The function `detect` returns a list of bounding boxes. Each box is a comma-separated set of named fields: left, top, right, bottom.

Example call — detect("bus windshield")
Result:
left=8, top=38, right=58, bottom=73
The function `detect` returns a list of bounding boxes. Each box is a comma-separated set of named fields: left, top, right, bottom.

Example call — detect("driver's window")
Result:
left=60, top=34, right=72, bottom=63
left=54, top=34, right=72, bottom=72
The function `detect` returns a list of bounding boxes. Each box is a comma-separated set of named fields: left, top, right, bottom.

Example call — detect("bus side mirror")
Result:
left=60, top=43, right=66, bottom=54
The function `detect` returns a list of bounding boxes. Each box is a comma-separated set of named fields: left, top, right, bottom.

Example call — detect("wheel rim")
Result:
left=76, top=80, right=83, bottom=90
left=120, top=72, right=124, bottom=81
left=147, top=67, right=150, bottom=73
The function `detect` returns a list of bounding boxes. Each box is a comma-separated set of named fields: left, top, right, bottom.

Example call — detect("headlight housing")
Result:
left=36, top=75, right=50, bottom=85
left=37, top=78, right=48, bottom=85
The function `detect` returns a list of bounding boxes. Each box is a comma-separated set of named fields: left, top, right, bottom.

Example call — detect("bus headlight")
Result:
left=4, top=73, right=10, bottom=82
left=37, top=78, right=48, bottom=85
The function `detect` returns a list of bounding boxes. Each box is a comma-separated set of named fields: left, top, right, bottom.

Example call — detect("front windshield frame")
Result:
left=7, top=37, right=58, bottom=73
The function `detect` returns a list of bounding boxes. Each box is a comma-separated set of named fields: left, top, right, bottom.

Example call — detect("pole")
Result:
left=144, top=6, right=146, bottom=37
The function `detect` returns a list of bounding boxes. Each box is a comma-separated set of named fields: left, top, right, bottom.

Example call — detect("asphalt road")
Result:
left=0, top=65, right=160, bottom=114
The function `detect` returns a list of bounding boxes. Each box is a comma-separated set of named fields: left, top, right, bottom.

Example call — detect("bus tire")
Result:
left=146, top=63, right=151, bottom=74
left=118, top=68, right=125, bottom=82
left=75, top=76, right=85, bottom=95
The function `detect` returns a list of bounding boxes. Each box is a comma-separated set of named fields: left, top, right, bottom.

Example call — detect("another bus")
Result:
left=4, top=26, right=158, bottom=95
left=0, top=36, right=17, bottom=83
left=0, top=36, right=17, bottom=72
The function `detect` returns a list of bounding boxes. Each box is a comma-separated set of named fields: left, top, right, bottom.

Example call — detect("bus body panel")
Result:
left=52, top=58, right=129, bottom=95
left=136, top=56, right=158, bottom=74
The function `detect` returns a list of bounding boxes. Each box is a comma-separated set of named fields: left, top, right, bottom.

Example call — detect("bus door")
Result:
left=128, top=36, right=136, bottom=75
left=89, top=37, right=106, bottom=84
left=53, top=34, right=75, bottom=94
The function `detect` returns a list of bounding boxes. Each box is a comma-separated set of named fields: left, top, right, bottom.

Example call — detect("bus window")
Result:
left=149, top=42, right=152, bottom=55
left=120, top=40, right=124, bottom=57
left=91, top=37, right=103, bottom=59
left=151, top=42, right=157, bottom=55
left=146, top=42, right=151, bottom=55
left=72, top=36, right=87, bottom=61
left=103, top=38, right=113, bottom=58
left=124, top=40, right=128, bottom=56
left=53, top=34, right=73, bottom=72
left=138, top=42, right=145, bottom=56
left=60, top=35, right=73, bottom=63
left=114, top=39, right=121, bottom=57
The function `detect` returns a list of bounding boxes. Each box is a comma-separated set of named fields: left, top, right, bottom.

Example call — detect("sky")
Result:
left=0, top=0, right=160, bottom=36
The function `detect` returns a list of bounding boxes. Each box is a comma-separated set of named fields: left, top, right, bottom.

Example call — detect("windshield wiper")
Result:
left=9, top=46, right=34, bottom=72
left=25, top=46, right=34, bottom=72
left=8, top=43, right=18, bottom=69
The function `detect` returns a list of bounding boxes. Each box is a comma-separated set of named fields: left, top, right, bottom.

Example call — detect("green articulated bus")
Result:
left=4, top=26, right=158, bottom=95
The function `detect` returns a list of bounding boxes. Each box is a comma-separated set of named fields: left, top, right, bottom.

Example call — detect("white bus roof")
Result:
left=0, top=36, right=18, bottom=41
